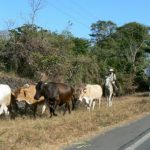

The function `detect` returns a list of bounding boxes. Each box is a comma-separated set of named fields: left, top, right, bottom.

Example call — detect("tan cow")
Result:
left=15, top=84, right=43, bottom=103
left=79, top=84, right=103, bottom=111
left=14, top=84, right=46, bottom=114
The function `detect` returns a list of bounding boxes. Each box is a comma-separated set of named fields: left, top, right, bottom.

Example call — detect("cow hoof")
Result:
left=54, top=113, right=58, bottom=116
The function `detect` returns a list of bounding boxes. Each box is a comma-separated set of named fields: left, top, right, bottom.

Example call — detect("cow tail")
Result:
left=71, top=87, right=76, bottom=110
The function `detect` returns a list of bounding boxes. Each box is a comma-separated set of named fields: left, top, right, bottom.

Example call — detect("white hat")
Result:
left=109, top=68, right=114, bottom=72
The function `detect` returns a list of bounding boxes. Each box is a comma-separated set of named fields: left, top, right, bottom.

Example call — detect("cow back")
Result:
left=57, top=83, right=74, bottom=100
left=0, top=84, right=11, bottom=105
left=15, top=85, right=44, bottom=104
left=84, top=84, right=102, bottom=99
left=35, top=81, right=74, bottom=104
left=46, top=83, right=74, bottom=104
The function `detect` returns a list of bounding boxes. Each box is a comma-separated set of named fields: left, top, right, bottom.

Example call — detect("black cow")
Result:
left=34, top=81, right=75, bottom=117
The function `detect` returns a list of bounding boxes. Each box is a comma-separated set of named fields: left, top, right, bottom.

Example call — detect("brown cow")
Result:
left=34, top=81, right=74, bottom=117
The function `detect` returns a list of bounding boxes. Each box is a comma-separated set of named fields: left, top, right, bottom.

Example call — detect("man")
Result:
left=108, top=68, right=118, bottom=93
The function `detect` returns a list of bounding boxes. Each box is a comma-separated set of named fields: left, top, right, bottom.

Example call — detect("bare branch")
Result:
left=4, top=19, right=15, bottom=30
left=28, top=0, right=46, bottom=25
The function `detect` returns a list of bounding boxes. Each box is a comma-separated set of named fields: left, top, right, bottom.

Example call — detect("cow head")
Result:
left=15, top=88, right=28, bottom=101
left=15, top=85, right=36, bottom=102
left=72, top=88, right=80, bottom=100
left=79, top=88, right=87, bottom=102
left=34, top=81, right=45, bottom=100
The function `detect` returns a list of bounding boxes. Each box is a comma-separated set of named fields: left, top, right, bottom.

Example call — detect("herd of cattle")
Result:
left=0, top=81, right=107, bottom=119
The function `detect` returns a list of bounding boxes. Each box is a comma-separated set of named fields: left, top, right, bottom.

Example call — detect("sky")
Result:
left=0, top=0, right=149, bottom=39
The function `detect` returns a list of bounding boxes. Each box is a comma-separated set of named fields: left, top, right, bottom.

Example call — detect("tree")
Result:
left=72, top=37, right=90, bottom=55
left=90, top=20, right=117, bottom=46
left=1, top=24, right=46, bottom=76
left=29, top=0, right=45, bottom=25
left=116, top=22, right=150, bottom=72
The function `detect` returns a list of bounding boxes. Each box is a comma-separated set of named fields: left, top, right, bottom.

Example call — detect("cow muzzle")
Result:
left=34, top=94, right=39, bottom=100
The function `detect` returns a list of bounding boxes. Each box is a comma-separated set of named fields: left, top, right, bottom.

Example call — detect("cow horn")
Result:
left=23, top=84, right=30, bottom=88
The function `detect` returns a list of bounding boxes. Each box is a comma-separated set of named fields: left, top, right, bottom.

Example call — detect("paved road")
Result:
left=62, top=115, right=150, bottom=150
left=135, top=137, right=150, bottom=150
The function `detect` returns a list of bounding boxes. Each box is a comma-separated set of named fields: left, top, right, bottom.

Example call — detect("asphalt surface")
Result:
left=62, top=114, right=150, bottom=150
left=135, top=137, right=150, bottom=150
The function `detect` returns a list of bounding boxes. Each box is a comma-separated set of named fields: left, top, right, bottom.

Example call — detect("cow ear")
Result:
left=83, top=88, right=87, bottom=93
left=23, top=84, right=30, bottom=88
left=79, top=89, right=82, bottom=94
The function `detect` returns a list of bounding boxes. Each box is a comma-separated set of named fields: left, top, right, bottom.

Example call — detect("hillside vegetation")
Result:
left=0, top=21, right=150, bottom=94
left=0, top=72, right=33, bottom=90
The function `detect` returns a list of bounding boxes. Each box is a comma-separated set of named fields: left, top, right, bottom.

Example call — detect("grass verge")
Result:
left=0, top=94, right=150, bottom=150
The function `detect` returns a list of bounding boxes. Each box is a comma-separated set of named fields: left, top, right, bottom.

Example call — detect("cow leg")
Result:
left=71, top=97, right=76, bottom=110
left=42, top=104, right=47, bottom=114
left=49, top=104, right=57, bottom=117
left=98, top=98, right=101, bottom=109
left=3, top=105, right=9, bottom=115
left=85, top=97, right=91, bottom=111
left=63, top=103, right=67, bottom=115
left=53, top=101, right=58, bottom=116
left=53, top=110, right=57, bottom=116
left=0, top=104, right=9, bottom=116
left=64, top=102, right=71, bottom=115
left=33, top=104, right=37, bottom=118
left=68, top=102, right=71, bottom=114
left=46, top=99, right=53, bottom=118
left=49, top=98, right=58, bottom=117
left=92, top=101, right=96, bottom=111
left=88, top=99, right=93, bottom=111
left=24, top=104, right=27, bottom=116
left=49, top=104, right=56, bottom=117
left=49, top=106, right=53, bottom=118
left=0, top=105, right=4, bottom=115
left=9, top=99, right=17, bottom=119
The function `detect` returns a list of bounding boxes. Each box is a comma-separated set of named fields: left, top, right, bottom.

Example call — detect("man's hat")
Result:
left=109, top=68, right=114, bottom=72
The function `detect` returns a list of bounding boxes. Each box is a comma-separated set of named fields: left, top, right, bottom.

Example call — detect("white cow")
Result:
left=0, top=84, right=11, bottom=116
left=79, top=84, right=103, bottom=111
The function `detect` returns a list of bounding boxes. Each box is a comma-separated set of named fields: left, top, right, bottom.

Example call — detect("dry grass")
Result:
left=0, top=94, right=150, bottom=150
